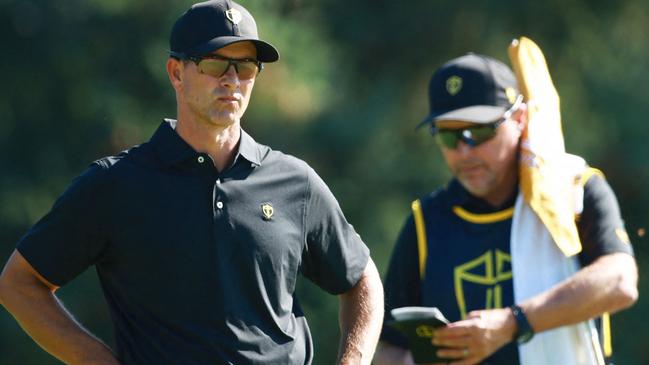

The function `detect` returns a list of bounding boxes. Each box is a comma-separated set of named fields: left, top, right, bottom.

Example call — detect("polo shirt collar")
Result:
left=151, top=119, right=263, bottom=167
left=151, top=119, right=196, bottom=167
left=238, top=129, right=262, bottom=167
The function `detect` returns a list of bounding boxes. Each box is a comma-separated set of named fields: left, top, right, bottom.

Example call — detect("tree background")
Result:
left=1, top=0, right=648, bottom=363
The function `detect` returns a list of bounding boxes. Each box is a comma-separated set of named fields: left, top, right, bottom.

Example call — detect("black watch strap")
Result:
left=510, top=304, right=534, bottom=344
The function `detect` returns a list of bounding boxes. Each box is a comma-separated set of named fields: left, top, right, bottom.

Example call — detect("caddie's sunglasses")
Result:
left=430, top=95, right=523, bottom=149
left=170, top=51, right=262, bottom=80
left=431, top=122, right=504, bottom=149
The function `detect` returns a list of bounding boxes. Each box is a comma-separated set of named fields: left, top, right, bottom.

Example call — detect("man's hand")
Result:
left=429, top=307, right=515, bottom=365
left=373, top=310, right=513, bottom=365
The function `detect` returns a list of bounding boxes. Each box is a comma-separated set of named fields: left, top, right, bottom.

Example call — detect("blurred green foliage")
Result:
left=1, top=0, right=648, bottom=363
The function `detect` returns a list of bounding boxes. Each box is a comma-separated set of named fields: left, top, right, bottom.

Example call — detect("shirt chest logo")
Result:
left=261, top=203, right=274, bottom=220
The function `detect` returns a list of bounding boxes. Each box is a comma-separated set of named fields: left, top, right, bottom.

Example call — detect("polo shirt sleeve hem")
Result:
left=330, top=245, right=370, bottom=295
left=14, top=246, right=66, bottom=287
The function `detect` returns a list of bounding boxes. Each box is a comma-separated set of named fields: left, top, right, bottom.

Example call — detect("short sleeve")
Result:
left=380, top=214, right=421, bottom=348
left=300, top=167, right=369, bottom=295
left=16, top=163, right=111, bottom=286
left=577, top=174, right=634, bottom=267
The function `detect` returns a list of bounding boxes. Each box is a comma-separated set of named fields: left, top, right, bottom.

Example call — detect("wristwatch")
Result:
left=510, top=304, right=534, bottom=344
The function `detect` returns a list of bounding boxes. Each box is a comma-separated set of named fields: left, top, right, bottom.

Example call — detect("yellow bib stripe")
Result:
left=602, top=312, right=612, bottom=357
left=452, top=206, right=514, bottom=224
left=579, top=167, right=604, bottom=186
left=411, top=199, right=428, bottom=280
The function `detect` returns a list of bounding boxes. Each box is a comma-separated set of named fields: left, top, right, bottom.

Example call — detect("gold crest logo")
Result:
left=225, top=9, right=242, bottom=24
left=446, top=76, right=463, bottom=96
left=261, top=203, right=274, bottom=220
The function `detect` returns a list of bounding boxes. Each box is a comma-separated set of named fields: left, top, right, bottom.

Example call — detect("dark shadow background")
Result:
left=1, top=0, right=648, bottom=363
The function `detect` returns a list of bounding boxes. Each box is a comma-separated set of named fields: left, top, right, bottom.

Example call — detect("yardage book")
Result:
left=386, top=306, right=450, bottom=364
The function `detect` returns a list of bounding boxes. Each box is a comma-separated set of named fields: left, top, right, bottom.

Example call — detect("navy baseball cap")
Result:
left=418, top=53, right=519, bottom=127
left=169, top=0, right=280, bottom=62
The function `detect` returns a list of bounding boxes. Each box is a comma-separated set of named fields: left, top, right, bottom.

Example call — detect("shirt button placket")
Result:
left=213, top=178, right=224, bottom=219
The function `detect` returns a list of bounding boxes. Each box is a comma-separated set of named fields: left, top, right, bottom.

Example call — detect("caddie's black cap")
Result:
left=418, top=53, right=518, bottom=127
left=169, top=0, right=279, bottom=62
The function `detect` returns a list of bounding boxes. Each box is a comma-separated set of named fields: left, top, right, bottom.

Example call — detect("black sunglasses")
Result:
left=431, top=120, right=505, bottom=149
left=430, top=95, right=523, bottom=149
left=170, top=51, right=263, bottom=80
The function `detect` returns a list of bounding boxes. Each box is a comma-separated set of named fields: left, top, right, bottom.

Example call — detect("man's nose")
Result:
left=220, top=65, right=240, bottom=88
left=455, top=140, right=474, bottom=155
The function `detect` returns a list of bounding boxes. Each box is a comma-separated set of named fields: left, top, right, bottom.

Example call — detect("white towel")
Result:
left=510, top=155, right=604, bottom=365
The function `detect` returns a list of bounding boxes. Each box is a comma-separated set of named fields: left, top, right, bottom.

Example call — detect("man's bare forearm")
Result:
left=521, top=252, right=638, bottom=333
left=337, top=258, right=384, bottom=365
left=0, top=251, right=120, bottom=365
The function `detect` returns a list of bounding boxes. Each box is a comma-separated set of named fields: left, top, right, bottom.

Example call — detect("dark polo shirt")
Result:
left=17, top=119, right=370, bottom=364
left=381, top=177, right=633, bottom=364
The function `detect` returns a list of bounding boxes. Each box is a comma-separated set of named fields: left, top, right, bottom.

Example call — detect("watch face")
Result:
left=510, top=305, right=534, bottom=344
left=517, top=328, right=534, bottom=344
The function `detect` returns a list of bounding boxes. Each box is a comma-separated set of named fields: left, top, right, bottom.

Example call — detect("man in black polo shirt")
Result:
left=374, top=54, right=638, bottom=364
left=0, top=1, right=383, bottom=364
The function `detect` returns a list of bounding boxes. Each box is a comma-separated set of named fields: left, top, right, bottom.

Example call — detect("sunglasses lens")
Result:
left=235, top=61, right=260, bottom=79
left=197, top=59, right=230, bottom=77
left=467, top=126, right=497, bottom=144
left=197, top=59, right=259, bottom=79
left=434, top=125, right=498, bottom=149
left=435, top=131, right=459, bottom=149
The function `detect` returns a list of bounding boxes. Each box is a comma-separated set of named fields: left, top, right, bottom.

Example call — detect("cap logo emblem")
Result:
left=261, top=203, right=274, bottom=220
left=225, top=9, right=242, bottom=24
left=446, top=76, right=463, bottom=96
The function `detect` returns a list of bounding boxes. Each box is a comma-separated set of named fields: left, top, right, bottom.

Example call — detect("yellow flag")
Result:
left=508, top=37, right=582, bottom=256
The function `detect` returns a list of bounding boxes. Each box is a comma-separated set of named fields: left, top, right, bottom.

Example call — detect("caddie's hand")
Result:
left=428, top=308, right=516, bottom=365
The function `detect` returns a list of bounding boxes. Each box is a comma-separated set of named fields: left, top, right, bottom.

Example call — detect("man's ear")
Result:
left=513, top=103, right=528, bottom=131
left=166, top=58, right=183, bottom=90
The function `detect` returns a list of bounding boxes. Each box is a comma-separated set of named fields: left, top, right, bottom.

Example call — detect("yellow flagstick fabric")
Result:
left=508, top=37, right=582, bottom=257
